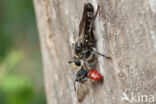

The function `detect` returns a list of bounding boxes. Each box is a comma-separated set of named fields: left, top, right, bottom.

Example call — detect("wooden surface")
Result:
left=34, top=0, right=156, bottom=104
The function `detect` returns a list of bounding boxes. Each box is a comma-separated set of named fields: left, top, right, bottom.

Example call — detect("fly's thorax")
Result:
left=74, top=43, right=92, bottom=60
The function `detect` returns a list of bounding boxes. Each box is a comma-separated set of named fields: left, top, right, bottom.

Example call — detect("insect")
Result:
left=69, top=57, right=103, bottom=102
left=74, top=67, right=103, bottom=91
left=70, top=3, right=111, bottom=68
left=68, top=3, right=110, bottom=102
left=74, top=67, right=103, bottom=102
left=68, top=56, right=83, bottom=71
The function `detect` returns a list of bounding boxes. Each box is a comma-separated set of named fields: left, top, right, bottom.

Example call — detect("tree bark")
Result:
left=34, top=0, right=156, bottom=104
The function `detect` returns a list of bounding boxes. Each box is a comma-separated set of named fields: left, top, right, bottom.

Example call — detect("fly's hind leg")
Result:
left=92, top=48, right=112, bottom=60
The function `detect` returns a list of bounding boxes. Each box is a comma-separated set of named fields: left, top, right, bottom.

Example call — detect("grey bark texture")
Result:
left=34, top=0, right=156, bottom=104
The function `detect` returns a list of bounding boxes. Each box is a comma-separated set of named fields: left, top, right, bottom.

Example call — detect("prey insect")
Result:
left=73, top=65, right=103, bottom=102
left=74, top=67, right=103, bottom=91
left=70, top=3, right=111, bottom=68
left=69, top=57, right=104, bottom=102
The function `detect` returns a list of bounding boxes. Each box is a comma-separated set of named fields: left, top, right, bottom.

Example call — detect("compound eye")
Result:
left=75, top=59, right=81, bottom=66
left=73, top=57, right=81, bottom=66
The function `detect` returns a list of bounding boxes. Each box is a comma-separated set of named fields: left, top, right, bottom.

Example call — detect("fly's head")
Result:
left=68, top=56, right=83, bottom=70
left=68, top=57, right=82, bottom=66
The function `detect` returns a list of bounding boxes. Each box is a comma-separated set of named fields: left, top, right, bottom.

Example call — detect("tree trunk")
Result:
left=34, top=0, right=156, bottom=104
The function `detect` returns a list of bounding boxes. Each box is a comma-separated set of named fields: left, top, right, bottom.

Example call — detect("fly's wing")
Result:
left=88, top=5, right=100, bottom=46
left=90, top=5, right=100, bottom=29
left=76, top=82, right=89, bottom=102
left=79, top=4, right=87, bottom=37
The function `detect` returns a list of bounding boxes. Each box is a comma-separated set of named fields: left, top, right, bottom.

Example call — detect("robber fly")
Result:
left=68, top=3, right=110, bottom=102
left=69, top=3, right=111, bottom=68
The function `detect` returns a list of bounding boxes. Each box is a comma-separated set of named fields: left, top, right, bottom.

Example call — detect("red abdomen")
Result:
left=87, top=70, right=103, bottom=81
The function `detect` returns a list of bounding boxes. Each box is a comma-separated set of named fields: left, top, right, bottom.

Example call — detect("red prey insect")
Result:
left=74, top=67, right=103, bottom=91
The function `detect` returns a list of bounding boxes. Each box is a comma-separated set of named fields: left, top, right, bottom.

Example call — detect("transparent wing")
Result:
left=90, top=5, right=100, bottom=30
left=76, top=82, right=89, bottom=102
left=79, top=3, right=87, bottom=37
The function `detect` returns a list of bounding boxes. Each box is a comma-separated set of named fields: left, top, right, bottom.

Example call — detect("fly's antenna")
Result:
left=68, top=60, right=74, bottom=64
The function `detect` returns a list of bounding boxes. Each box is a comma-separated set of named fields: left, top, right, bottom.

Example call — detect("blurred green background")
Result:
left=0, top=0, right=46, bottom=104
